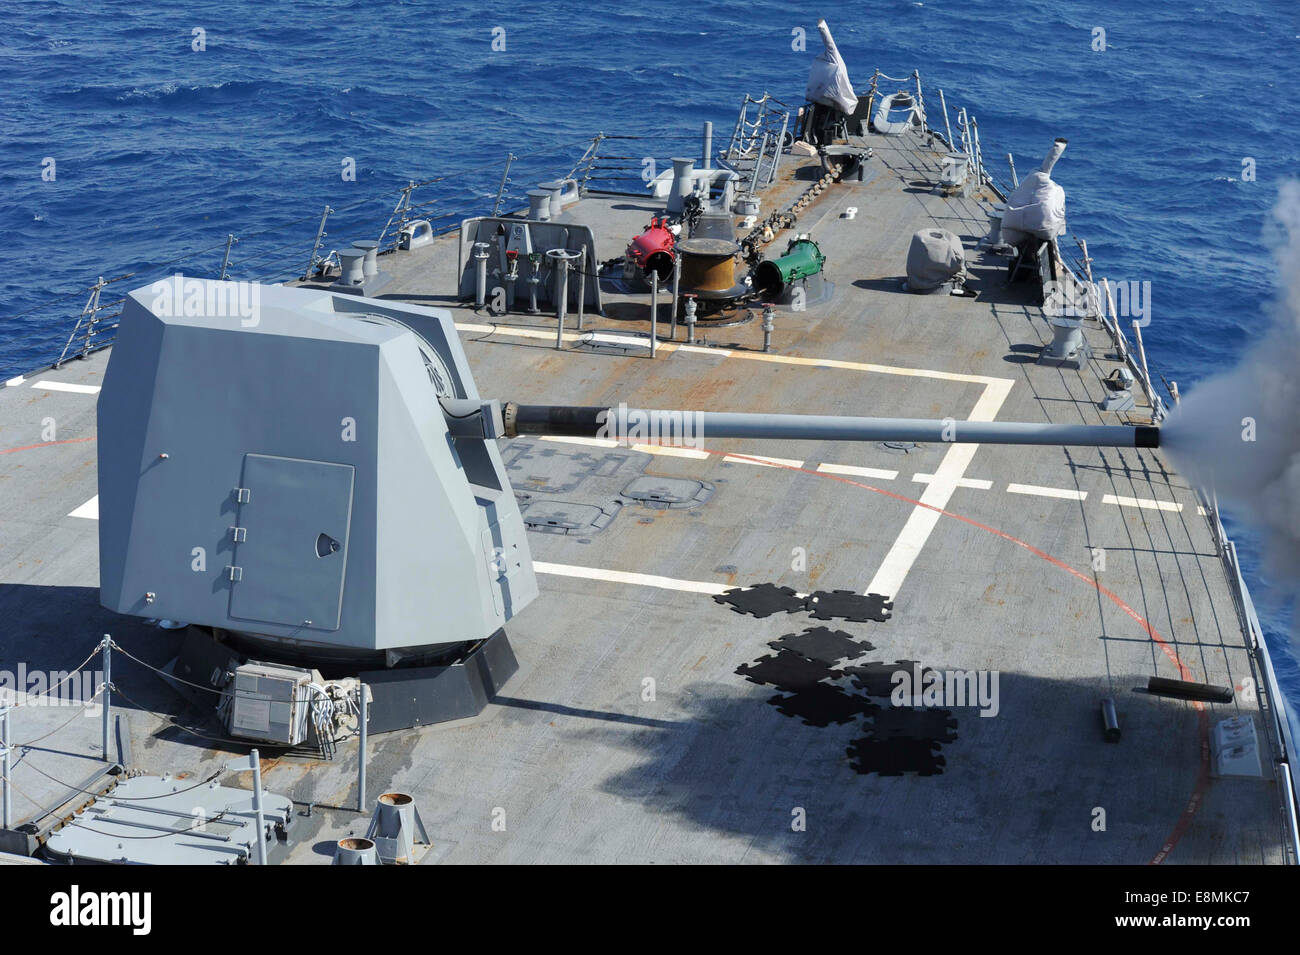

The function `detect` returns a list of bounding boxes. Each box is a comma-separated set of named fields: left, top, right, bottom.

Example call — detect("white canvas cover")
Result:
left=906, top=228, right=965, bottom=292
left=872, top=91, right=923, bottom=136
left=805, top=19, right=858, bottom=115
left=1001, top=139, right=1068, bottom=245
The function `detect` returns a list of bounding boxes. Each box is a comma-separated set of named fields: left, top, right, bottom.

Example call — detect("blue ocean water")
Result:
left=2, top=0, right=1298, bottom=696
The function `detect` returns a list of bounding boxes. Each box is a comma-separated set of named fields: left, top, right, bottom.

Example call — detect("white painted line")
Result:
left=540, top=435, right=619, bottom=449
left=816, top=462, right=899, bottom=481
left=457, top=322, right=650, bottom=352
left=455, top=322, right=1008, bottom=386
left=1197, top=506, right=1208, bottom=516
left=632, top=443, right=709, bottom=460
left=866, top=378, right=1016, bottom=598
left=4, top=376, right=25, bottom=387
left=673, top=344, right=733, bottom=357
left=723, top=453, right=804, bottom=469
left=538, top=435, right=709, bottom=460
left=912, top=472, right=993, bottom=491
left=31, top=380, right=101, bottom=395
left=1102, top=494, right=1183, bottom=513
left=725, top=347, right=1004, bottom=385
left=68, top=495, right=99, bottom=520
left=1007, top=483, right=1087, bottom=501
left=533, top=560, right=731, bottom=596
left=585, top=332, right=650, bottom=348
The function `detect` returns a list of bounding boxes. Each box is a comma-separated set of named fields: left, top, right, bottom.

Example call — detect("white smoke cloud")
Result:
left=1161, top=181, right=1300, bottom=591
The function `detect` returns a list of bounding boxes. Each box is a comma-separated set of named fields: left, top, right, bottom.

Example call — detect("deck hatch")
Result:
left=621, top=476, right=714, bottom=508
left=518, top=498, right=618, bottom=535
left=228, top=453, right=355, bottom=630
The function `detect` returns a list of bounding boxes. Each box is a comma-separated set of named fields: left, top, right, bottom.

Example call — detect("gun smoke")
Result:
left=1160, top=182, right=1300, bottom=603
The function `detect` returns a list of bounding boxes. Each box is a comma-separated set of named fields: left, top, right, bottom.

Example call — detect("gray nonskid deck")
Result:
left=0, top=127, right=1286, bottom=863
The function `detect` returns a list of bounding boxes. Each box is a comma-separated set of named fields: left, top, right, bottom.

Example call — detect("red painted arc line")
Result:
left=0, top=436, right=97, bottom=456
left=706, top=447, right=1211, bottom=865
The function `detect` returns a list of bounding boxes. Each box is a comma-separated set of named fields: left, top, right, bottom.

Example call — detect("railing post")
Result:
left=1, top=703, right=11, bottom=830
left=303, top=205, right=333, bottom=281
left=1131, top=319, right=1164, bottom=420
left=576, top=247, right=587, bottom=332
left=377, top=182, right=414, bottom=251
left=492, top=152, right=516, bottom=217
left=56, top=278, right=102, bottom=368
left=1077, top=237, right=1094, bottom=285
left=579, top=133, right=604, bottom=196
left=357, top=684, right=368, bottom=813
left=649, top=271, right=659, bottom=359
left=769, top=108, right=789, bottom=185
left=80, top=279, right=103, bottom=361
left=100, top=633, right=112, bottom=762
left=670, top=250, right=681, bottom=339
left=251, top=748, right=267, bottom=865
left=937, top=89, right=954, bottom=151
left=219, top=234, right=237, bottom=280
left=912, top=70, right=925, bottom=133
left=866, top=71, right=880, bottom=126
left=755, top=130, right=770, bottom=190
left=1100, top=278, right=1128, bottom=362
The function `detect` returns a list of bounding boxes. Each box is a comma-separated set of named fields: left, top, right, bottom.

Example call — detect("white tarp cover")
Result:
left=1000, top=140, right=1068, bottom=245
left=906, top=228, right=965, bottom=291
left=805, top=19, right=858, bottom=115
left=872, top=92, right=922, bottom=136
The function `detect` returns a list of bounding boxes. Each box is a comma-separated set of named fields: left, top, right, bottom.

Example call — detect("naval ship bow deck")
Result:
left=0, top=109, right=1293, bottom=865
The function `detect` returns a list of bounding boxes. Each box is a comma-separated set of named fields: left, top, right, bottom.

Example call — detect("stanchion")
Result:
left=357, top=684, right=369, bottom=813
left=100, top=634, right=111, bottom=762
left=1, top=705, right=10, bottom=830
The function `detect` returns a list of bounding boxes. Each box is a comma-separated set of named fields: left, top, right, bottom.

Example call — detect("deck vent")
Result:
left=333, top=837, right=379, bottom=865
left=364, top=792, right=431, bottom=865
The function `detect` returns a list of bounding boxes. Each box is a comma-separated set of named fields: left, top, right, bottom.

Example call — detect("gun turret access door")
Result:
left=228, top=454, right=355, bottom=631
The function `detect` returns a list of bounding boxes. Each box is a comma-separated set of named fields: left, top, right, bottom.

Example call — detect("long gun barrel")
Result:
left=501, top=404, right=1160, bottom=448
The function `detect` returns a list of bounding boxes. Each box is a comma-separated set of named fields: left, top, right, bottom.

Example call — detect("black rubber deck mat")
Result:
left=768, top=684, right=878, bottom=727
left=735, top=649, right=836, bottom=692
left=806, top=590, right=893, bottom=622
left=846, top=737, right=947, bottom=776
left=843, top=660, right=932, bottom=697
left=866, top=707, right=958, bottom=743
left=768, top=627, right=873, bottom=665
left=713, top=583, right=807, bottom=618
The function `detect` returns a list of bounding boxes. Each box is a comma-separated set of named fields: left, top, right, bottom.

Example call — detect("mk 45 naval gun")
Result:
left=97, top=279, right=1157, bottom=734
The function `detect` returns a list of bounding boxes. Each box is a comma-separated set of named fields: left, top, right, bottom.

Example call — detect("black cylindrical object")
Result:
left=505, top=404, right=607, bottom=438
left=1100, top=697, right=1120, bottom=742
left=1146, top=676, right=1234, bottom=704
